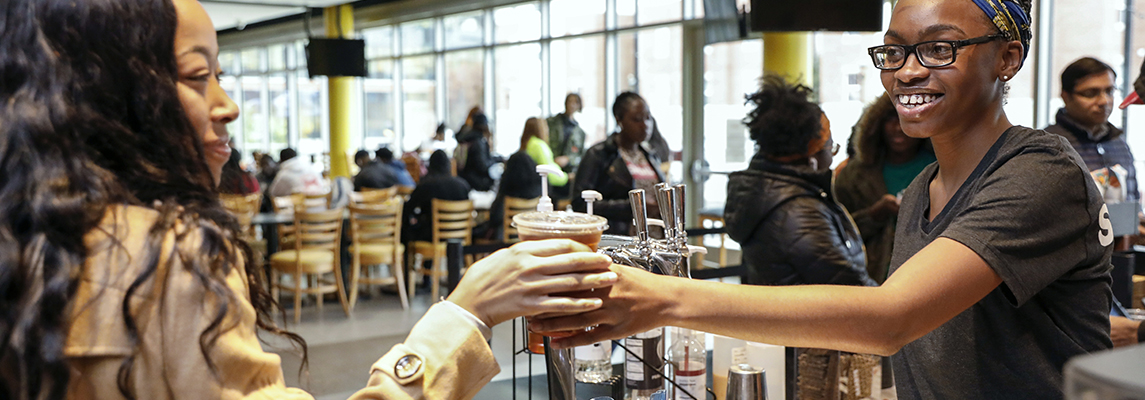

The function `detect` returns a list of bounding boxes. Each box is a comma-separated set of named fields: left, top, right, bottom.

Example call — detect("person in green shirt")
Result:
left=521, top=117, right=569, bottom=187
left=547, top=93, right=587, bottom=174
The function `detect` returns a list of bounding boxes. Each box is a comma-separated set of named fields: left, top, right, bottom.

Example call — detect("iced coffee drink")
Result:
left=513, top=211, right=608, bottom=353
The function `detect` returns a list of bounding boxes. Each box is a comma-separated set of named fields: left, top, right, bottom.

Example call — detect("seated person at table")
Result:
left=218, top=150, right=260, bottom=195
left=404, top=150, right=471, bottom=243
left=377, top=147, right=416, bottom=188
left=354, top=149, right=400, bottom=191
left=267, top=147, right=327, bottom=197
left=477, top=152, right=543, bottom=241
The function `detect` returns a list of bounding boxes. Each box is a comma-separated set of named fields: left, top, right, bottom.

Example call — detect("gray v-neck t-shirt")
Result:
left=889, top=126, right=1113, bottom=400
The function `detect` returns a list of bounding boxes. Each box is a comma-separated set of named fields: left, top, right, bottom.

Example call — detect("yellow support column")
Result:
left=762, top=32, right=812, bottom=86
left=325, top=5, right=354, bottom=179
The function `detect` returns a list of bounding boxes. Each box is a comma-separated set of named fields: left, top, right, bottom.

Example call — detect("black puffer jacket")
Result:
left=571, top=134, right=665, bottom=235
left=724, top=154, right=875, bottom=287
left=456, top=127, right=495, bottom=191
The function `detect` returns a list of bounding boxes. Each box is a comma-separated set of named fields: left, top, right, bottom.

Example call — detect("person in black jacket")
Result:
left=456, top=112, right=496, bottom=192
left=571, top=92, right=665, bottom=235
left=724, top=76, right=875, bottom=288
left=476, top=152, right=542, bottom=241
left=404, top=150, right=471, bottom=243
left=353, top=149, right=400, bottom=191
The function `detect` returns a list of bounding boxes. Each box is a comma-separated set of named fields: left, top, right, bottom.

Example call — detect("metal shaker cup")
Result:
left=726, top=364, right=767, bottom=400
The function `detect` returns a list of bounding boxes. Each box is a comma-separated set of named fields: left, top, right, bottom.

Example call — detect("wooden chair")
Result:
left=348, top=200, right=408, bottom=310
left=268, top=207, right=349, bottom=324
left=401, top=153, right=422, bottom=185
left=396, top=185, right=415, bottom=200
left=502, top=196, right=539, bottom=243
left=219, top=192, right=262, bottom=241
left=408, top=199, right=474, bottom=301
left=354, top=187, right=398, bottom=205
left=298, top=191, right=331, bottom=211
left=220, top=192, right=265, bottom=263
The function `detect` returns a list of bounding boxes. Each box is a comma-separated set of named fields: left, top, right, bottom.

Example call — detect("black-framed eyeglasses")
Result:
left=868, top=34, right=1007, bottom=70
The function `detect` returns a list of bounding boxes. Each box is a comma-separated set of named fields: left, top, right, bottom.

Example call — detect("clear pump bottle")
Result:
left=668, top=328, right=706, bottom=400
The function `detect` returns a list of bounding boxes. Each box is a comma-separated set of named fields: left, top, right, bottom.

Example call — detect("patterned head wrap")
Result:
left=971, top=0, right=1032, bottom=67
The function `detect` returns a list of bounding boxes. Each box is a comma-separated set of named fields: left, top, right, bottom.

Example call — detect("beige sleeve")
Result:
left=348, top=303, right=501, bottom=400
left=67, top=208, right=498, bottom=400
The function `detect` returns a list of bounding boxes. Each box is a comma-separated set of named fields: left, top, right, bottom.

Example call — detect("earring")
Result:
left=1002, top=75, right=1010, bottom=81
left=808, top=157, right=818, bottom=170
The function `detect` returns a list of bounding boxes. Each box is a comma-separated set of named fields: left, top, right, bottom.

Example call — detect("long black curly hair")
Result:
left=743, top=75, right=823, bottom=160
left=0, top=0, right=303, bottom=399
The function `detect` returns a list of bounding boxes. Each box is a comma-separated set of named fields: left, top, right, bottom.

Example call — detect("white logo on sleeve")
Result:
left=1098, top=204, right=1114, bottom=247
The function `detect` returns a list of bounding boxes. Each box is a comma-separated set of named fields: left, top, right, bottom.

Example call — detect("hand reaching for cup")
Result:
left=528, top=264, right=673, bottom=349
left=446, top=239, right=617, bottom=328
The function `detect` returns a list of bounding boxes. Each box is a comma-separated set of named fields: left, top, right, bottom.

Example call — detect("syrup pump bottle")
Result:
left=575, top=189, right=613, bottom=383
left=625, top=189, right=665, bottom=400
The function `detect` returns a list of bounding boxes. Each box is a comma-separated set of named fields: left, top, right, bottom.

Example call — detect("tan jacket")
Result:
left=65, top=206, right=499, bottom=399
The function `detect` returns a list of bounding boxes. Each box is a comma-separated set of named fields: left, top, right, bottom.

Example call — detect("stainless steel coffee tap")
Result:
left=544, top=185, right=703, bottom=400
left=598, top=185, right=696, bottom=278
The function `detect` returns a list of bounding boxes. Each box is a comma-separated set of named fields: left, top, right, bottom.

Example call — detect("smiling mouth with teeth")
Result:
left=898, top=94, right=942, bottom=109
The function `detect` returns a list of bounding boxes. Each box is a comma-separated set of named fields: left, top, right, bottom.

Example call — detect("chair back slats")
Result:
left=397, top=185, right=415, bottom=199
left=272, top=195, right=297, bottom=214
left=348, top=199, right=403, bottom=245
left=354, top=187, right=398, bottom=205
left=297, top=192, right=331, bottom=211
left=220, top=192, right=262, bottom=240
left=292, top=208, right=343, bottom=251
left=502, top=196, right=539, bottom=242
left=431, top=199, right=474, bottom=245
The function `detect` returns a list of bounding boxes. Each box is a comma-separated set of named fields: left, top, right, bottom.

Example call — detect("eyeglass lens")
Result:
left=872, top=42, right=956, bottom=69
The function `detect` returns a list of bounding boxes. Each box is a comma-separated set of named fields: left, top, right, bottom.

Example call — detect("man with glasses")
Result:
left=1044, top=57, right=1137, bottom=204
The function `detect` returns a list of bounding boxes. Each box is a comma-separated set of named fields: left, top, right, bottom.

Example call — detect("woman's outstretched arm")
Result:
left=537, top=237, right=1001, bottom=357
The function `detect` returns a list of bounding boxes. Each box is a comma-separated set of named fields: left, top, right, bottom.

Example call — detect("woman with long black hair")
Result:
left=537, top=1, right=1113, bottom=398
left=0, top=0, right=615, bottom=399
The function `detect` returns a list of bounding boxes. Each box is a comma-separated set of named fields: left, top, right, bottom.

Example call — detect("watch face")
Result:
left=394, top=354, right=423, bottom=379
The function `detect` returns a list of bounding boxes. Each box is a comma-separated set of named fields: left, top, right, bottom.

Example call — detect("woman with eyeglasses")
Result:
left=532, top=1, right=1113, bottom=398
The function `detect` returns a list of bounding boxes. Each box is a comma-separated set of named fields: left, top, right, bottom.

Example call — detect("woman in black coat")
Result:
left=571, top=92, right=665, bottom=235
left=724, top=76, right=875, bottom=288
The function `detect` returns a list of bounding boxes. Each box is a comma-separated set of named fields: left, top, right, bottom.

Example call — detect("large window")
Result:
left=551, top=35, right=608, bottom=147
left=403, top=56, right=438, bottom=153
left=493, top=3, right=541, bottom=44
left=445, top=12, right=484, bottom=50
left=702, top=39, right=763, bottom=210
left=494, top=43, right=543, bottom=156
left=1047, top=0, right=1128, bottom=126
left=401, top=19, right=435, bottom=55
left=445, top=50, right=485, bottom=133
left=549, top=0, right=606, bottom=37
left=619, top=26, right=684, bottom=151
left=364, top=60, right=397, bottom=150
